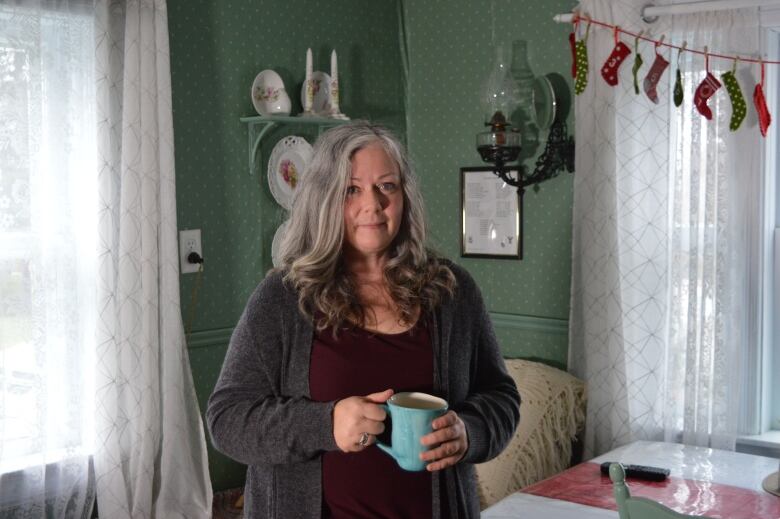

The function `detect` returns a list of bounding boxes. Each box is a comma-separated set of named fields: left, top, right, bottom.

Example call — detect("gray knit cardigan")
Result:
left=206, top=262, right=520, bottom=518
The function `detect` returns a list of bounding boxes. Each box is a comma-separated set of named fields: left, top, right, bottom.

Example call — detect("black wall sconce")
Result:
left=477, top=40, right=575, bottom=197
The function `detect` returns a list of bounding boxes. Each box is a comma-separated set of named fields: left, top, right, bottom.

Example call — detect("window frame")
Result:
left=759, top=14, right=780, bottom=435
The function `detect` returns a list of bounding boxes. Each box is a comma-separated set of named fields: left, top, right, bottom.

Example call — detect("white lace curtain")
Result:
left=0, top=0, right=212, bottom=517
left=0, top=2, right=97, bottom=517
left=569, top=0, right=762, bottom=457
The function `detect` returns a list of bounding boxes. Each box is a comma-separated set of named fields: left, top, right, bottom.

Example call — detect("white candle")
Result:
left=331, top=49, right=338, bottom=83
left=305, top=48, right=313, bottom=112
left=306, top=48, right=312, bottom=82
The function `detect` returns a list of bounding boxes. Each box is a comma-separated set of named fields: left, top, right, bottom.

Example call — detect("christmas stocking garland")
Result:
left=631, top=35, right=644, bottom=95
left=601, top=27, right=631, bottom=86
left=563, top=22, right=776, bottom=136
left=754, top=61, right=771, bottom=137
left=643, top=43, right=670, bottom=104
left=721, top=63, right=746, bottom=131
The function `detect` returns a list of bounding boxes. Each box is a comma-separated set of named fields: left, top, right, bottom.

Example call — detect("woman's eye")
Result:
left=378, top=182, right=397, bottom=192
left=346, top=186, right=359, bottom=196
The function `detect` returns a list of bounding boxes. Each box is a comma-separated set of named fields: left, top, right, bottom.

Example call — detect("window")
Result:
left=0, top=3, right=96, bottom=475
left=768, top=28, right=780, bottom=433
left=757, top=13, right=780, bottom=439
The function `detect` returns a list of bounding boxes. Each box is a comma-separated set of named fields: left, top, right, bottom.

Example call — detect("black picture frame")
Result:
left=460, top=167, right=523, bottom=259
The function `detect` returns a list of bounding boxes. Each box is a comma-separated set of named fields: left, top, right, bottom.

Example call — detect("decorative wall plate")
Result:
left=267, top=136, right=312, bottom=210
left=533, top=72, right=571, bottom=129
left=300, top=71, right=333, bottom=115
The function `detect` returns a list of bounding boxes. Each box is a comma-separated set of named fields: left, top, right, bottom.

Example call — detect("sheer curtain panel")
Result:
left=0, top=1, right=97, bottom=517
left=94, top=0, right=212, bottom=517
left=569, top=0, right=761, bottom=457
left=0, top=0, right=212, bottom=517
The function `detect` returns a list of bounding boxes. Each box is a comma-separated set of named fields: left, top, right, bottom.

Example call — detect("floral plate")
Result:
left=267, top=135, right=312, bottom=210
left=300, top=71, right=333, bottom=115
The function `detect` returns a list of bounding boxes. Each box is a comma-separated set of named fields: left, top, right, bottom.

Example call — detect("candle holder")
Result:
left=300, top=47, right=316, bottom=117
left=328, top=49, right=348, bottom=120
left=298, top=48, right=348, bottom=119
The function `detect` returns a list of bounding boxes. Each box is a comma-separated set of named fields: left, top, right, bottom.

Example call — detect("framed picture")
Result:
left=460, top=167, right=522, bottom=259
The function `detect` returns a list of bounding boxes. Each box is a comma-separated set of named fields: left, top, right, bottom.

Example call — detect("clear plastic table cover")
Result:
left=591, top=440, right=777, bottom=492
left=483, top=440, right=780, bottom=519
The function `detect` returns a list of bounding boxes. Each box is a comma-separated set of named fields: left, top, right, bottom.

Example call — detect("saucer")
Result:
left=301, top=71, right=333, bottom=115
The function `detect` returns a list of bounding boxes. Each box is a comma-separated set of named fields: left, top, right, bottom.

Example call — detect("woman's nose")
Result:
left=362, top=187, right=387, bottom=211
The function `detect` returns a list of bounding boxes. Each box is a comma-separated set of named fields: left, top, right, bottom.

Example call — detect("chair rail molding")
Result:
left=489, top=312, right=569, bottom=335
left=187, top=327, right=234, bottom=350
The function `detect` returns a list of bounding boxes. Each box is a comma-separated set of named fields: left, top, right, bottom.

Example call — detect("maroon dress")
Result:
left=309, top=319, right=437, bottom=519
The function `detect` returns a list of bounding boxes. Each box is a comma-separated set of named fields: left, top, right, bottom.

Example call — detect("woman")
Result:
left=207, top=121, right=520, bottom=518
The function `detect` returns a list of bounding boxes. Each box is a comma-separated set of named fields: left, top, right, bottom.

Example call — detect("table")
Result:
left=482, top=440, right=780, bottom=518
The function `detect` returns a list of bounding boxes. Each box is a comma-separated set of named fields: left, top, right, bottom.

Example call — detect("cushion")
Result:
left=475, top=359, right=587, bottom=509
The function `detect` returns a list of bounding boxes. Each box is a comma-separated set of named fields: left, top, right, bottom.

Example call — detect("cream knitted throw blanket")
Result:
left=475, top=359, right=587, bottom=509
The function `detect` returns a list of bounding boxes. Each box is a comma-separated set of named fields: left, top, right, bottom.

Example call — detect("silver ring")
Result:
left=357, top=432, right=370, bottom=447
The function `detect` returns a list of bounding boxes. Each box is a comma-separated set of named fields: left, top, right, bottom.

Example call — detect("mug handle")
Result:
left=375, top=404, right=394, bottom=459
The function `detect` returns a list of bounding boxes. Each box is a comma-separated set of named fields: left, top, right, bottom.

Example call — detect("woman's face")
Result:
left=342, top=144, right=404, bottom=261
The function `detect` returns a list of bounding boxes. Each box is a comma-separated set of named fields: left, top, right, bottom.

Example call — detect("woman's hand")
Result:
left=333, top=388, right=393, bottom=452
left=419, top=410, right=468, bottom=471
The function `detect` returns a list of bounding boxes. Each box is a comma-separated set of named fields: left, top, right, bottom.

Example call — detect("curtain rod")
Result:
left=553, top=0, right=780, bottom=24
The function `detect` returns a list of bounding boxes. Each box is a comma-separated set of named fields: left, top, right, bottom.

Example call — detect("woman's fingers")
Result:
left=332, top=390, right=393, bottom=452
left=420, top=411, right=459, bottom=445
left=360, top=417, right=386, bottom=436
left=419, top=411, right=468, bottom=471
left=362, top=402, right=388, bottom=422
left=365, top=388, right=394, bottom=403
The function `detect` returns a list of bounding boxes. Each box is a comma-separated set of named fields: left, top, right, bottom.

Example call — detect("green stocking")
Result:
left=721, top=70, right=746, bottom=131
left=574, top=22, right=590, bottom=95
left=632, top=52, right=644, bottom=95
left=673, top=69, right=684, bottom=107
left=574, top=40, right=589, bottom=95
left=673, top=48, right=684, bottom=107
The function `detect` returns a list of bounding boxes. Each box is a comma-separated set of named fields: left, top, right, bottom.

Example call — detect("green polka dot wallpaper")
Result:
left=168, top=0, right=406, bottom=491
left=403, top=0, right=576, bottom=320
left=169, top=0, right=577, bottom=492
left=170, top=0, right=406, bottom=333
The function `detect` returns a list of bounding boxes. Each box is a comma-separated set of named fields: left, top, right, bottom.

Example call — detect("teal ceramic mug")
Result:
left=376, top=392, right=448, bottom=471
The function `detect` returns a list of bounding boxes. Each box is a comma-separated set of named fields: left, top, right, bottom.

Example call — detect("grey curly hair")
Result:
left=276, top=120, right=455, bottom=331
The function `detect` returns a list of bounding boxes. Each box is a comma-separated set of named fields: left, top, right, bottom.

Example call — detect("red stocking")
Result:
left=754, top=62, right=771, bottom=137
left=569, top=32, right=577, bottom=78
left=694, top=72, right=721, bottom=120
left=643, top=53, right=670, bottom=104
left=755, top=83, right=771, bottom=137
left=601, top=41, right=631, bottom=86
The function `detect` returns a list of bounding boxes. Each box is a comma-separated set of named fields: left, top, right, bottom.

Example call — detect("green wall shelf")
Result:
left=240, top=115, right=348, bottom=176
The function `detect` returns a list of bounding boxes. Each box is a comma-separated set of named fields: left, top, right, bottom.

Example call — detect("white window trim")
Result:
left=750, top=10, right=780, bottom=447
left=763, top=21, right=780, bottom=435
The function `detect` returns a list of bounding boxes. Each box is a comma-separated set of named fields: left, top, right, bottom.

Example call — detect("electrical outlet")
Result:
left=179, top=229, right=203, bottom=274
